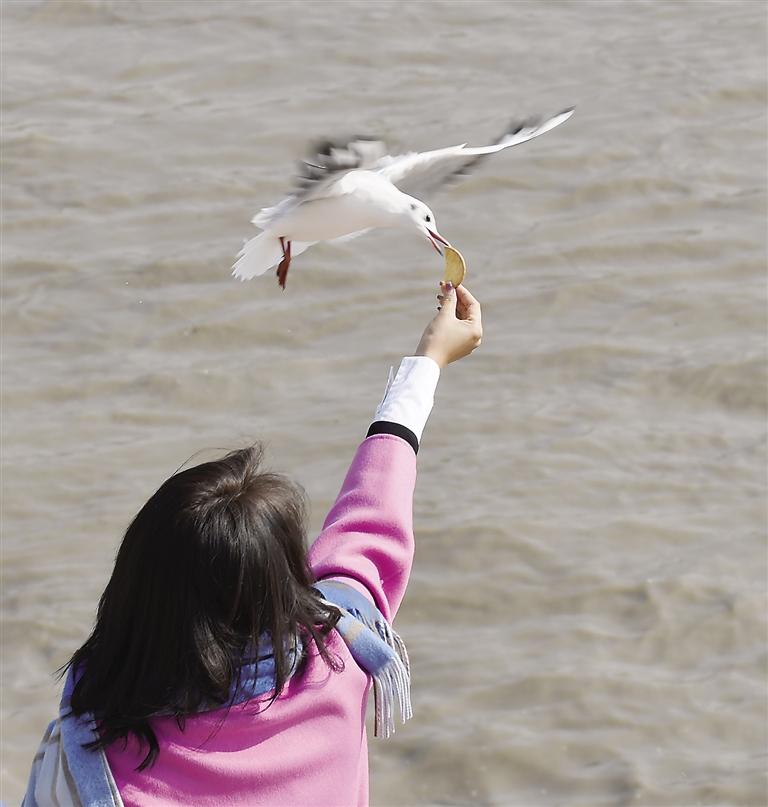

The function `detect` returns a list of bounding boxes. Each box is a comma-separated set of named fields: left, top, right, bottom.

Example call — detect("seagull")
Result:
left=232, top=108, right=574, bottom=288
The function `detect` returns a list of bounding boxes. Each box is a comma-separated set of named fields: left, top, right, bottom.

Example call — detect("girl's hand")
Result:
left=414, top=282, right=482, bottom=369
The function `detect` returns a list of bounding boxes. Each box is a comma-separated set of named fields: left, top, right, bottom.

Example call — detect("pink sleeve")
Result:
left=307, top=433, right=417, bottom=621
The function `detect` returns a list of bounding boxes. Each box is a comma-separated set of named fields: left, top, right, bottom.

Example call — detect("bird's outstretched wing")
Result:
left=251, top=136, right=390, bottom=230
left=294, top=136, right=390, bottom=199
left=374, top=108, right=574, bottom=198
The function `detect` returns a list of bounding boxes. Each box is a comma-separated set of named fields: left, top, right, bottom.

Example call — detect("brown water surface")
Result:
left=2, top=1, right=766, bottom=805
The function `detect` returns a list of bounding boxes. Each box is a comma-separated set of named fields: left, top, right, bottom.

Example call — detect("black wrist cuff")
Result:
left=366, top=421, right=419, bottom=454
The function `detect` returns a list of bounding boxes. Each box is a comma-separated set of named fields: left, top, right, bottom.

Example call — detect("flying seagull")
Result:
left=232, top=108, right=574, bottom=288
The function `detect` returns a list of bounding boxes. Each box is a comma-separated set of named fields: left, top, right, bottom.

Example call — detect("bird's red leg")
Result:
left=277, top=237, right=292, bottom=290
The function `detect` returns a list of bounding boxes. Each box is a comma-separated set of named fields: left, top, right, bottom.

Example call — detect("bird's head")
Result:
left=400, top=197, right=450, bottom=256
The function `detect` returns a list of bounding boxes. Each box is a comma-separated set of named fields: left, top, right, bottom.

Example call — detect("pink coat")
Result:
left=106, top=433, right=417, bottom=807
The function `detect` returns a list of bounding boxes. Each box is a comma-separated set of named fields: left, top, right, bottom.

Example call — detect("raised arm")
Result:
left=308, top=283, right=482, bottom=620
left=308, top=360, right=436, bottom=620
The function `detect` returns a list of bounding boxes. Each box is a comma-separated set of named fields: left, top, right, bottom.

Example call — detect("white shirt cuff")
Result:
left=373, top=356, right=440, bottom=442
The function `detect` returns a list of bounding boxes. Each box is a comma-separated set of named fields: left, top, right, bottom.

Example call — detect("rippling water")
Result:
left=2, top=1, right=766, bottom=804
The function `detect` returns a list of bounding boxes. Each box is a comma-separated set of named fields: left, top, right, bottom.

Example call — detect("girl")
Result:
left=24, top=282, right=482, bottom=807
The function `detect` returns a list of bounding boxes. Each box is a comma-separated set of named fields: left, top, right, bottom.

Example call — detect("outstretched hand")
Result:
left=414, top=282, right=482, bottom=369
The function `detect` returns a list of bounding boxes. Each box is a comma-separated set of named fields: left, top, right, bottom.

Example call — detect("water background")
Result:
left=2, top=1, right=766, bottom=804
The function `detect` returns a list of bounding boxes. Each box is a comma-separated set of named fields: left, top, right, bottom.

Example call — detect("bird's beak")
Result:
left=426, top=228, right=450, bottom=256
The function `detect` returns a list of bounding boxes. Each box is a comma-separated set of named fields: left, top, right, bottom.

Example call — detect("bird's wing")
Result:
left=329, top=227, right=374, bottom=244
left=251, top=136, right=390, bottom=231
left=375, top=108, right=574, bottom=198
left=293, top=136, right=390, bottom=201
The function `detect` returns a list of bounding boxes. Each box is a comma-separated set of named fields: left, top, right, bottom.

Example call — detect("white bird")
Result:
left=232, top=108, right=574, bottom=288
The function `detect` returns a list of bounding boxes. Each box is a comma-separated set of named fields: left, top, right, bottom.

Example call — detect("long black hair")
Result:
left=64, top=445, right=341, bottom=770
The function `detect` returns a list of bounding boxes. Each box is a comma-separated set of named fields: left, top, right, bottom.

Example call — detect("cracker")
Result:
left=443, top=245, right=466, bottom=287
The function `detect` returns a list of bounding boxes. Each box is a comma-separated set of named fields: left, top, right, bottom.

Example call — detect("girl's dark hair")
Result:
left=64, top=445, right=340, bottom=771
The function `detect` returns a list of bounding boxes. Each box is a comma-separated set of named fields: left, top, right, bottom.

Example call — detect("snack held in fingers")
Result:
left=443, top=245, right=466, bottom=288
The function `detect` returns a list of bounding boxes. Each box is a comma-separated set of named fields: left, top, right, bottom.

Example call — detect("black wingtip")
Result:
left=306, top=134, right=385, bottom=159
left=507, top=116, right=541, bottom=137
left=505, top=107, right=575, bottom=137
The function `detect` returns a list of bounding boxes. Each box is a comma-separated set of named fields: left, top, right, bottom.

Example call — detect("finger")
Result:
left=436, top=281, right=457, bottom=317
left=455, top=285, right=481, bottom=325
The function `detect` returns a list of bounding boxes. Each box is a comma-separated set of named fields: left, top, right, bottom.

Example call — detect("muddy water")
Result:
left=2, top=1, right=766, bottom=804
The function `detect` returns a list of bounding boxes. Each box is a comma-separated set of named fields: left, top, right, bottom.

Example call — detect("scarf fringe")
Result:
left=371, top=653, right=413, bottom=739
left=344, top=607, right=413, bottom=738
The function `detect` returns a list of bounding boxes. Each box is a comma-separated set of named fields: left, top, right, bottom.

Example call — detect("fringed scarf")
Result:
left=23, top=580, right=411, bottom=807
left=314, top=579, right=412, bottom=739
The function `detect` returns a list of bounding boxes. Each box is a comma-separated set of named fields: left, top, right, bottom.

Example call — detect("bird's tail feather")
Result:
left=232, top=232, right=314, bottom=281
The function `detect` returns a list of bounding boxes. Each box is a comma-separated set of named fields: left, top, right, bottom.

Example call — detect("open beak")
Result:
left=426, top=228, right=450, bottom=256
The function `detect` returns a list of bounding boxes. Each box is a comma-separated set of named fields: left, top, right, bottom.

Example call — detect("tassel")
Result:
left=344, top=608, right=412, bottom=737
left=314, top=583, right=414, bottom=738
left=371, top=648, right=412, bottom=738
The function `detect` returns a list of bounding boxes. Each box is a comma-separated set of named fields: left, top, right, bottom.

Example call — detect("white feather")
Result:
left=232, top=232, right=314, bottom=280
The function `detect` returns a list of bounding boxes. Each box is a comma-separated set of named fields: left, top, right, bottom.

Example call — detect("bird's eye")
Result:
left=425, top=214, right=431, bottom=222
left=410, top=203, right=417, bottom=211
